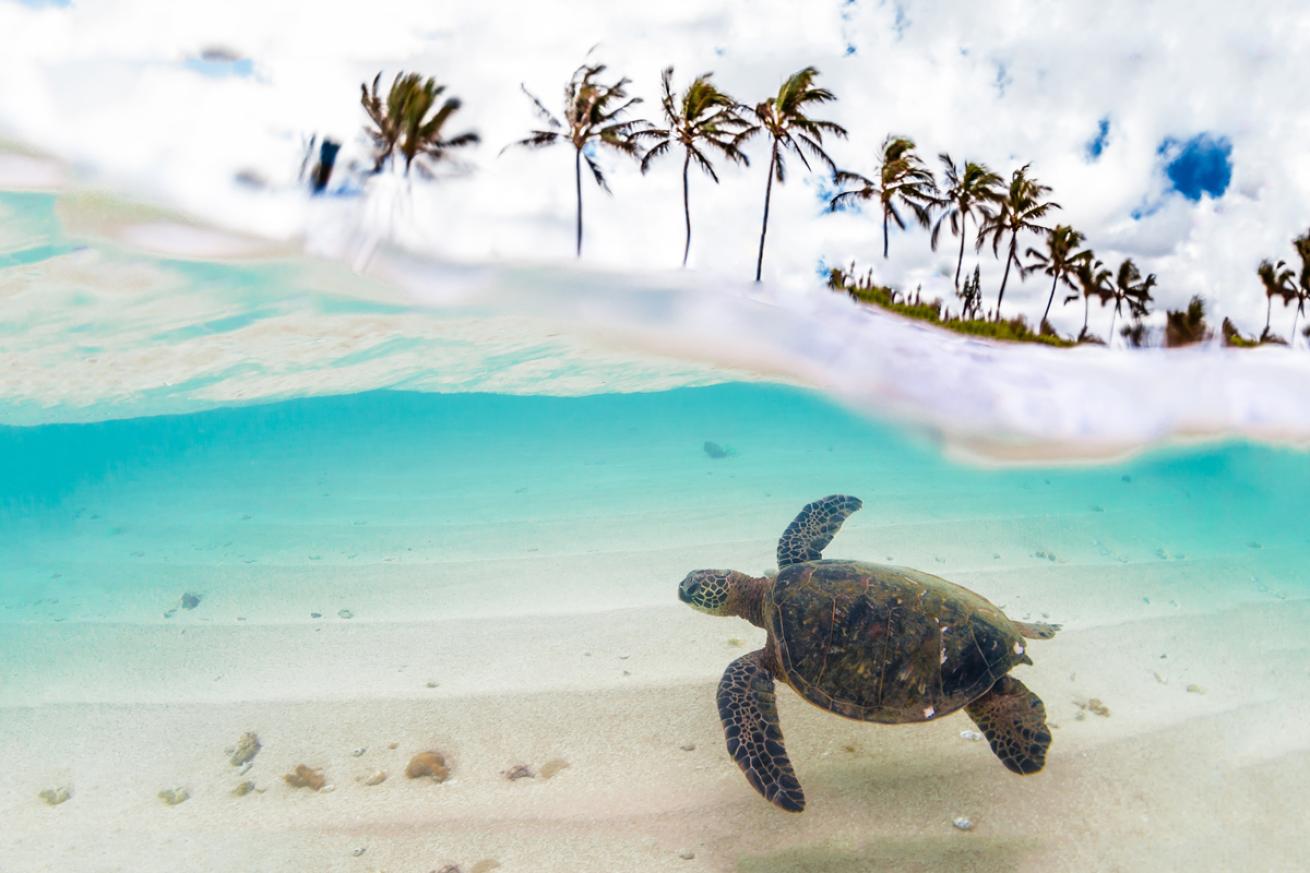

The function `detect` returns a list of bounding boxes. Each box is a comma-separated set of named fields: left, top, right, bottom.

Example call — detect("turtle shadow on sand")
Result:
left=737, top=836, right=1031, bottom=873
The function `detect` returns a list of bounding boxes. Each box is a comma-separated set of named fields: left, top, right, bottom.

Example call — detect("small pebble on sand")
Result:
left=540, top=758, right=570, bottom=779
left=952, top=816, right=974, bottom=831
left=181, top=593, right=202, bottom=610
left=680, top=743, right=696, bottom=752
left=679, top=850, right=696, bottom=860
left=959, top=730, right=983, bottom=742
left=310, top=612, right=322, bottom=619
left=352, top=847, right=366, bottom=857
left=232, top=781, right=257, bottom=797
left=1186, top=684, right=1205, bottom=694
left=406, top=751, right=450, bottom=783
left=158, top=787, right=190, bottom=806
left=338, top=609, right=354, bottom=619
left=39, top=786, right=71, bottom=806
left=229, top=732, right=261, bottom=767
left=436, top=866, right=463, bottom=873
left=284, top=765, right=327, bottom=791
left=362, top=770, right=387, bottom=786
left=470, top=861, right=501, bottom=873
left=503, top=764, right=535, bottom=781
left=352, top=746, right=367, bottom=757
left=1075, top=697, right=1111, bottom=718
left=426, top=680, right=439, bottom=688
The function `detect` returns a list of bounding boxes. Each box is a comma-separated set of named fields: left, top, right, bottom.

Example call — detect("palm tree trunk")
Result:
left=1263, top=294, right=1272, bottom=339
left=1108, top=301, right=1120, bottom=344
left=995, top=232, right=1016, bottom=317
left=681, top=150, right=692, bottom=268
left=574, top=149, right=583, bottom=258
left=1292, top=298, right=1305, bottom=344
left=754, top=142, right=777, bottom=283
left=1081, top=294, right=1090, bottom=339
left=1041, top=272, right=1059, bottom=326
left=954, top=224, right=966, bottom=290
left=882, top=209, right=890, bottom=259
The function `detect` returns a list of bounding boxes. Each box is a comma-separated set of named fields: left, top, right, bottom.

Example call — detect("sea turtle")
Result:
left=678, top=494, right=1058, bottom=812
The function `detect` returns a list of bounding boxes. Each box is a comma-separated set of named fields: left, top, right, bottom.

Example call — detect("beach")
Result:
left=3, top=387, right=1306, bottom=873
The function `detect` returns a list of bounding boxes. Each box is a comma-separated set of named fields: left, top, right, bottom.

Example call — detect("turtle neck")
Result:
left=739, top=575, right=770, bottom=630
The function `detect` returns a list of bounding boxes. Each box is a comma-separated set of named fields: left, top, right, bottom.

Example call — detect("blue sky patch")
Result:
left=815, top=175, right=859, bottom=214
left=1159, top=133, right=1232, bottom=200
left=1086, top=118, right=1110, bottom=159
left=184, top=56, right=254, bottom=78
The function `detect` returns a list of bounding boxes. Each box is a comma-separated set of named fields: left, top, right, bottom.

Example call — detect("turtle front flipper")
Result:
left=717, top=649, right=805, bottom=812
left=776, top=494, right=863, bottom=568
left=965, top=676, right=1051, bottom=775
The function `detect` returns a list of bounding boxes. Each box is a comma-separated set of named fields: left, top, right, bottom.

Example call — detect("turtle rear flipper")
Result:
left=718, top=649, right=805, bottom=812
left=965, top=676, right=1051, bottom=774
left=777, top=494, right=863, bottom=568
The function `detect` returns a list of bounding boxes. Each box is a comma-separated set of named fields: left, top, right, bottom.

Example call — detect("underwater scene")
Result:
left=4, top=3, right=1310, bottom=871
left=2, top=188, right=1309, bottom=873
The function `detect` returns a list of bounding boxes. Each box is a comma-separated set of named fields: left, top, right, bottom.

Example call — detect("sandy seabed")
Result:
left=2, top=409, right=1306, bottom=873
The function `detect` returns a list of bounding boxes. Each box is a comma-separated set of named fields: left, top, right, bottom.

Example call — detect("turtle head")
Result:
left=678, top=570, right=759, bottom=618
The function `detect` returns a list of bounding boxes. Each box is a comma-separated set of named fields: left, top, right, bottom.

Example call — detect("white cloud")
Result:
left=1, top=0, right=1308, bottom=337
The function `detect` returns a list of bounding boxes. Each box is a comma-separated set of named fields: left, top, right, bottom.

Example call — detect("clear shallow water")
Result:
left=2, top=383, right=1305, bottom=632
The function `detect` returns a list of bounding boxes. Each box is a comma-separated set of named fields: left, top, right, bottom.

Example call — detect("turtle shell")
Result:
left=769, top=560, right=1027, bottom=724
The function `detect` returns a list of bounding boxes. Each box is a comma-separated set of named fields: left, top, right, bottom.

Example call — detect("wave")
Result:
left=3, top=182, right=1309, bottom=462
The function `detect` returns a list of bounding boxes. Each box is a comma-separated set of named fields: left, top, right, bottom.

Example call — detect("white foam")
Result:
left=379, top=251, right=1310, bottom=460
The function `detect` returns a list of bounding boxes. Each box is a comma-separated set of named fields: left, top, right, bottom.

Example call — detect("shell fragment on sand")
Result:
left=158, top=787, right=190, bottom=805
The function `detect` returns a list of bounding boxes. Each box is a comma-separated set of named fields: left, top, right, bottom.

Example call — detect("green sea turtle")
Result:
left=678, top=494, right=1058, bottom=812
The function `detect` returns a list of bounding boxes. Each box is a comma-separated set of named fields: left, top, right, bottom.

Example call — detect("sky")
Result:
left=2, top=0, right=1309, bottom=337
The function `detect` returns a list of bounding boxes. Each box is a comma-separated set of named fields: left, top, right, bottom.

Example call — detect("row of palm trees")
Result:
left=352, top=64, right=1308, bottom=345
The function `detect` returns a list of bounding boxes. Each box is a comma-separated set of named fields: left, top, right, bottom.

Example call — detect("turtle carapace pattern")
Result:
left=678, top=495, right=1058, bottom=812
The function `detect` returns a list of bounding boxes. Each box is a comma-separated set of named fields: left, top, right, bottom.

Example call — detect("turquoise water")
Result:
left=3, top=382, right=1304, bottom=631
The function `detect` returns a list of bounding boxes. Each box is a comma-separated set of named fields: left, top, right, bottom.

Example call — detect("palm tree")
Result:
left=976, top=164, right=1061, bottom=316
left=1066, top=257, right=1113, bottom=341
left=1293, top=229, right=1310, bottom=342
left=638, top=68, right=752, bottom=267
left=747, top=67, right=847, bottom=282
left=1025, top=225, right=1091, bottom=327
left=830, top=135, right=937, bottom=259
left=360, top=72, right=479, bottom=177
left=1106, top=258, right=1156, bottom=343
left=931, top=155, right=1004, bottom=290
left=1256, top=258, right=1296, bottom=341
left=507, top=62, right=647, bottom=257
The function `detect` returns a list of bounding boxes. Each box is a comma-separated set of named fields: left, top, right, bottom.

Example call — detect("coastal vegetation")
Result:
left=830, top=135, right=936, bottom=259
left=638, top=68, right=752, bottom=267
left=343, top=62, right=1308, bottom=351
left=506, top=62, right=646, bottom=257
left=360, top=72, right=479, bottom=177
left=745, top=66, right=846, bottom=282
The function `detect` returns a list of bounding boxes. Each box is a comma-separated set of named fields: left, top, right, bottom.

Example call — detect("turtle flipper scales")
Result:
left=965, top=676, right=1051, bottom=774
left=776, top=494, right=863, bottom=568
left=717, top=649, right=805, bottom=812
